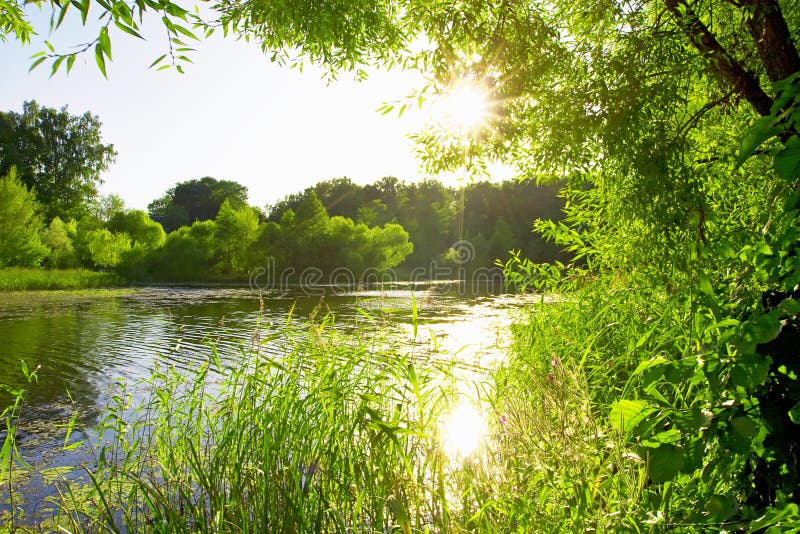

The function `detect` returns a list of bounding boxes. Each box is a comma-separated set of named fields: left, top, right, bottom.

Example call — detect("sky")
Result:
left=0, top=9, right=452, bottom=211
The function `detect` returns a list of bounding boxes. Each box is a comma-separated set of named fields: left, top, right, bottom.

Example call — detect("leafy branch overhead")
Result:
left=21, top=0, right=206, bottom=76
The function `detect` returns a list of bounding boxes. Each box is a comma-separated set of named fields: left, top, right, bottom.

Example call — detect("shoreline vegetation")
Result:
left=0, top=304, right=639, bottom=532
left=0, top=268, right=122, bottom=291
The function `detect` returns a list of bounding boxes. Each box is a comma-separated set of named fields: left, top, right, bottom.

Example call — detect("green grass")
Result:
left=0, top=268, right=122, bottom=291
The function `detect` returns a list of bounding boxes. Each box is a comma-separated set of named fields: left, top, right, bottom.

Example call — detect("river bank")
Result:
left=0, top=268, right=122, bottom=291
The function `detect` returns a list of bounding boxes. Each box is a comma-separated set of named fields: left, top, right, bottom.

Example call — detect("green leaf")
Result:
left=56, top=4, right=70, bottom=29
left=149, top=54, right=167, bottom=69
left=752, top=314, right=783, bottom=344
left=737, top=115, right=781, bottom=167
left=648, top=443, right=685, bottom=483
left=789, top=401, right=800, bottom=424
left=631, top=357, right=669, bottom=377
left=778, top=298, right=800, bottom=316
left=610, top=399, right=652, bottom=433
left=66, top=54, right=76, bottom=74
left=99, top=26, right=112, bottom=60
left=29, top=57, right=47, bottom=72
left=731, top=353, right=772, bottom=390
left=731, top=416, right=759, bottom=438
left=706, top=494, right=737, bottom=522
left=748, top=503, right=800, bottom=532
left=774, top=137, right=800, bottom=180
left=80, top=0, right=90, bottom=25
left=170, top=23, right=198, bottom=40
left=95, top=44, right=107, bottom=78
left=50, top=55, right=65, bottom=77
left=411, top=292, right=418, bottom=338
left=115, top=21, right=143, bottom=39
left=696, top=272, right=714, bottom=297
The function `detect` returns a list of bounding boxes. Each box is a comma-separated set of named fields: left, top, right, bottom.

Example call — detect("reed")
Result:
left=2, top=301, right=644, bottom=532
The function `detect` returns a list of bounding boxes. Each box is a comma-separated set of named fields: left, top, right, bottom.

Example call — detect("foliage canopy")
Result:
left=0, top=101, right=116, bottom=221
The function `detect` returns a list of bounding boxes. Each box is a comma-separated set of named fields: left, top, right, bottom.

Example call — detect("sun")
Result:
left=434, top=82, right=493, bottom=135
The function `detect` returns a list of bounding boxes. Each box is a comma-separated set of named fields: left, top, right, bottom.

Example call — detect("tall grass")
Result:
left=43, top=315, right=481, bottom=532
left=0, top=268, right=121, bottom=291
left=3, top=303, right=649, bottom=532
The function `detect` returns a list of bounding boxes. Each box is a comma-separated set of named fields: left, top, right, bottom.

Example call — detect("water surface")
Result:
left=0, top=283, right=531, bottom=521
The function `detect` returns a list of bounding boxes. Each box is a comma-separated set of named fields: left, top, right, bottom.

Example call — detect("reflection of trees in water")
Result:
left=0, top=297, right=125, bottom=429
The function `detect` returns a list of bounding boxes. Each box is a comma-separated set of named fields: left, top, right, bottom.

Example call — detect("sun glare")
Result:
left=440, top=399, right=489, bottom=459
left=434, top=82, right=493, bottom=134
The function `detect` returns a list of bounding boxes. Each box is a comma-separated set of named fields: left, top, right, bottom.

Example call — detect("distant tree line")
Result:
left=0, top=101, right=567, bottom=284
left=266, top=176, right=569, bottom=273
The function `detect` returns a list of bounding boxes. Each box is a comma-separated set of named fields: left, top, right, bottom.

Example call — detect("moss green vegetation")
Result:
left=0, top=268, right=121, bottom=291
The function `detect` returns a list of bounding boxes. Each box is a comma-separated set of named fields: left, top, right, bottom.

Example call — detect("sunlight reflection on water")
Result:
left=440, top=398, right=489, bottom=459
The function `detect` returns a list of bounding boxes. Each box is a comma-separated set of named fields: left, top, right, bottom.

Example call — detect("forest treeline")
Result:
left=0, top=101, right=566, bottom=283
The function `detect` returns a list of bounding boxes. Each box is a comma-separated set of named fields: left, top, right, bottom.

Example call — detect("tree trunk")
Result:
left=663, top=0, right=774, bottom=116
left=744, top=0, right=800, bottom=84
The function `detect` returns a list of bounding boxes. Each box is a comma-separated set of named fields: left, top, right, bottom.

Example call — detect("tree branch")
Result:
left=662, top=0, right=773, bottom=116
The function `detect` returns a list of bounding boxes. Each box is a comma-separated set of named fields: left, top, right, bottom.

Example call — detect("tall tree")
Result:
left=0, top=101, right=116, bottom=220
left=148, top=176, right=249, bottom=232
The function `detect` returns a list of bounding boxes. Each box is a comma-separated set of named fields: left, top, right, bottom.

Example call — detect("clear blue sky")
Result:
left=1, top=10, right=441, bottom=211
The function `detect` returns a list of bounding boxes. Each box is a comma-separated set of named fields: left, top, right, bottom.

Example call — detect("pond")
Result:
left=0, top=282, right=532, bottom=523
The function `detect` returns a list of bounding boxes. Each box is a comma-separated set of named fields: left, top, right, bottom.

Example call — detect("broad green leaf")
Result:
left=610, top=399, right=652, bottom=433
left=731, top=416, right=759, bottom=438
left=752, top=314, right=783, bottom=344
left=778, top=298, right=800, bottom=316
left=631, top=357, right=669, bottom=377
left=731, top=354, right=772, bottom=390
left=706, top=494, right=737, bottom=522
left=696, top=272, right=714, bottom=297
left=648, top=443, right=685, bottom=483
left=737, top=115, right=781, bottom=167
left=748, top=503, right=800, bottom=531
left=774, top=138, right=800, bottom=180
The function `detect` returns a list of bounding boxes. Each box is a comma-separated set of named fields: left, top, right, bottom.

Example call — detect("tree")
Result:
left=41, top=217, right=79, bottom=268
left=213, top=199, right=260, bottom=275
left=147, top=221, right=217, bottom=281
left=83, top=228, right=131, bottom=268
left=0, top=168, right=49, bottom=267
left=0, top=101, right=116, bottom=220
left=367, top=223, right=413, bottom=270
left=148, top=177, right=249, bottom=232
left=92, top=194, right=126, bottom=223
left=107, top=209, right=166, bottom=250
